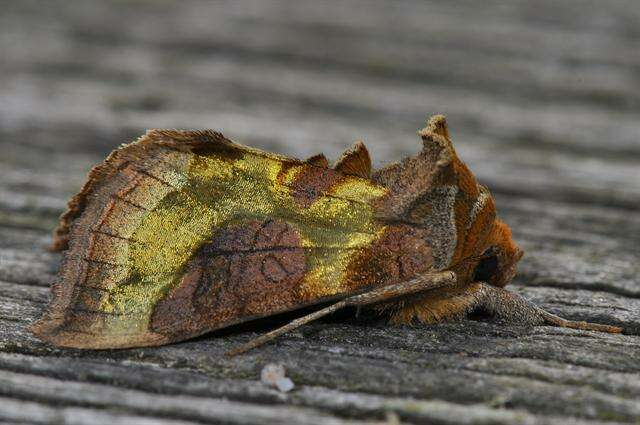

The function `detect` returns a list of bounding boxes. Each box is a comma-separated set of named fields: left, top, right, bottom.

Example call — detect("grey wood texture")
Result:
left=0, top=1, right=639, bottom=424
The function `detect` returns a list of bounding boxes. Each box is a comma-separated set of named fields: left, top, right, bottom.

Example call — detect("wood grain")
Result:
left=0, top=1, right=639, bottom=423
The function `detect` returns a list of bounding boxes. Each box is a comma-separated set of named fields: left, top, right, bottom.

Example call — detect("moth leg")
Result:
left=473, top=282, right=622, bottom=333
left=226, top=270, right=456, bottom=356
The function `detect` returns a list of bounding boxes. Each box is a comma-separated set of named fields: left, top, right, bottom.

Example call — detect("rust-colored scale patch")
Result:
left=482, top=219, right=523, bottom=287
left=448, top=154, right=495, bottom=268
left=462, top=195, right=497, bottom=259
left=305, top=153, right=330, bottom=168
left=288, top=166, right=343, bottom=208
left=333, top=141, right=372, bottom=178
left=452, top=157, right=480, bottom=199
left=342, top=225, right=433, bottom=292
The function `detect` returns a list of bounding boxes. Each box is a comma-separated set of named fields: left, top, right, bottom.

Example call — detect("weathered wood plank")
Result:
left=0, top=397, right=203, bottom=425
left=2, top=272, right=640, bottom=422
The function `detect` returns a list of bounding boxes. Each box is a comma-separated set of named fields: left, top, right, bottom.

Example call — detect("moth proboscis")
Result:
left=31, top=115, right=622, bottom=354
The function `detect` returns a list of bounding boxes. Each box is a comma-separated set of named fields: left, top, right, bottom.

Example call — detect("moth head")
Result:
left=473, top=219, right=524, bottom=287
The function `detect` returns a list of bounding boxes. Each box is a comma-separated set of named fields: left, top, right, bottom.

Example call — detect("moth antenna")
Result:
left=225, top=298, right=349, bottom=357
left=538, top=309, right=622, bottom=333
left=226, top=271, right=456, bottom=356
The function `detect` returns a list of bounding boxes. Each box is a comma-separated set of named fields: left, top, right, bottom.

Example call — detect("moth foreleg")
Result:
left=473, top=282, right=622, bottom=333
left=226, top=270, right=457, bottom=356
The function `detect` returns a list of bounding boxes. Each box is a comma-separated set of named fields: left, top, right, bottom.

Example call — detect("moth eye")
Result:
left=473, top=250, right=499, bottom=282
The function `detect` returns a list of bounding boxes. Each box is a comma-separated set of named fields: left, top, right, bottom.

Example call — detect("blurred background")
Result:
left=2, top=1, right=639, bottom=216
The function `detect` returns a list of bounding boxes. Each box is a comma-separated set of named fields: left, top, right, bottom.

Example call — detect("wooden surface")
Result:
left=1, top=1, right=639, bottom=424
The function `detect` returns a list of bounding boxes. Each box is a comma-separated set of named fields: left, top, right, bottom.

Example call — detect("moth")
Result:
left=32, top=115, right=621, bottom=354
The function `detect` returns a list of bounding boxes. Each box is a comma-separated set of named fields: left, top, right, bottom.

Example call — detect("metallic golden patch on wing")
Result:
left=297, top=177, right=387, bottom=298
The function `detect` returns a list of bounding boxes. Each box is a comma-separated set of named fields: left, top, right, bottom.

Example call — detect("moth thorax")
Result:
left=405, top=185, right=458, bottom=270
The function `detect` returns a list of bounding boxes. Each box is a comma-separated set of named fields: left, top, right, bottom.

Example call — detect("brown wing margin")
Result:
left=333, top=141, right=372, bottom=178
left=33, top=129, right=240, bottom=347
left=50, top=130, right=235, bottom=252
